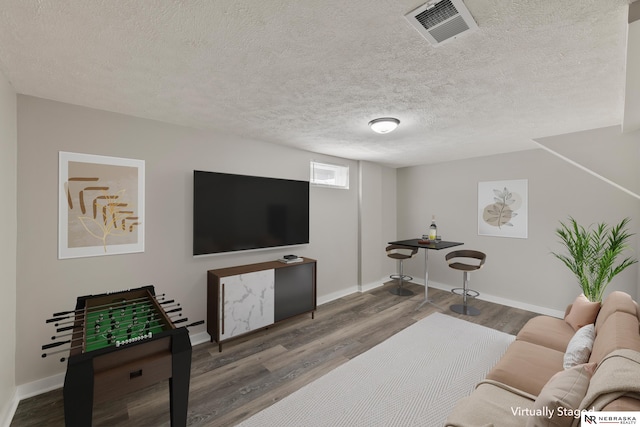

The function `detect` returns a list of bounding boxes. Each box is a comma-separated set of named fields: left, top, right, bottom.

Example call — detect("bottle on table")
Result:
left=429, top=216, right=437, bottom=241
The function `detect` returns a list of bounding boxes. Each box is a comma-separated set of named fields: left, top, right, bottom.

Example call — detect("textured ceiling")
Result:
left=0, top=0, right=634, bottom=167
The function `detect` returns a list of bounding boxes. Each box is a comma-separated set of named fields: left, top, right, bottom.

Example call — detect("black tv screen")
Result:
left=193, top=170, right=310, bottom=255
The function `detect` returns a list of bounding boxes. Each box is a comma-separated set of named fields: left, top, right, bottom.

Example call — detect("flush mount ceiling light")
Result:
left=368, top=117, right=400, bottom=134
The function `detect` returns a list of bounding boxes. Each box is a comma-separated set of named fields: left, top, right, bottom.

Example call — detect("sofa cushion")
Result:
left=564, top=294, right=600, bottom=331
left=486, top=340, right=564, bottom=396
left=445, top=382, right=535, bottom=427
left=589, top=311, right=640, bottom=364
left=595, top=291, right=638, bottom=332
left=563, top=324, right=595, bottom=369
left=526, top=363, right=595, bottom=427
left=517, top=316, right=576, bottom=352
left=601, top=396, right=640, bottom=411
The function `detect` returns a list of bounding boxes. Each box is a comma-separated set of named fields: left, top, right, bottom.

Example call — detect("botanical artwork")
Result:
left=478, top=179, right=528, bottom=239
left=59, top=152, right=145, bottom=259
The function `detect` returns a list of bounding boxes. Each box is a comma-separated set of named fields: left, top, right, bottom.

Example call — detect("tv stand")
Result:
left=207, top=258, right=316, bottom=351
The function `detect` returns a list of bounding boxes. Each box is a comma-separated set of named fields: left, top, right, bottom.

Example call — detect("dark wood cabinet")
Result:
left=207, top=258, right=316, bottom=351
left=275, top=262, right=315, bottom=322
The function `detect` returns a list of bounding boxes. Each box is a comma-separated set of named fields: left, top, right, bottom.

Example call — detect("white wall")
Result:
left=0, top=72, right=17, bottom=424
left=16, top=96, right=360, bottom=386
left=397, top=144, right=640, bottom=313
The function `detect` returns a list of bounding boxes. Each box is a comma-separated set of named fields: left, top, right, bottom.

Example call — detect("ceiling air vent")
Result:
left=405, top=0, right=478, bottom=46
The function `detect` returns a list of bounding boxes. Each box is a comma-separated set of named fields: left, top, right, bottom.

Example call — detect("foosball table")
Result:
left=42, top=285, right=203, bottom=427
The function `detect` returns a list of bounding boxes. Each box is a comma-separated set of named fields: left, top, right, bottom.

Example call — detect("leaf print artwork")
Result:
left=482, top=187, right=519, bottom=229
left=59, top=152, right=145, bottom=259
left=478, top=179, right=528, bottom=239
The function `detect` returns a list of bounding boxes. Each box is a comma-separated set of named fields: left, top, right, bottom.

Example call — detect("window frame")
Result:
left=310, top=161, right=350, bottom=189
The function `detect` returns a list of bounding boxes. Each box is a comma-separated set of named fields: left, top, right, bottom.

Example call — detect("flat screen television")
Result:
left=193, top=170, right=310, bottom=256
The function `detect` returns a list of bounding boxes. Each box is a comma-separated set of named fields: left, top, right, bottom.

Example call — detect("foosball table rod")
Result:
left=46, top=295, right=171, bottom=323
left=48, top=309, right=184, bottom=349
left=42, top=318, right=204, bottom=362
left=54, top=306, right=183, bottom=333
left=51, top=301, right=181, bottom=328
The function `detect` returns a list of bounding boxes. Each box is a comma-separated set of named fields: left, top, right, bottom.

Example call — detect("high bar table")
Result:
left=388, top=238, right=463, bottom=310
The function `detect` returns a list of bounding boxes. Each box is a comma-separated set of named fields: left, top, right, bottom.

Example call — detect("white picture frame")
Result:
left=478, top=179, right=528, bottom=239
left=59, top=151, right=145, bottom=259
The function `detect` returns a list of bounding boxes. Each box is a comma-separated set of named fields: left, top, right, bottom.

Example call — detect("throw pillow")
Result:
left=525, top=363, right=596, bottom=427
left=563, top=324, right=595, bottom=369
left=564, top=294, right=600, bottom=331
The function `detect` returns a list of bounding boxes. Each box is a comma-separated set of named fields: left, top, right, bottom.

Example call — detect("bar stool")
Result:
left=386, top=244, right=419, bottom=296
left=446, top=250, right=486, bottom=316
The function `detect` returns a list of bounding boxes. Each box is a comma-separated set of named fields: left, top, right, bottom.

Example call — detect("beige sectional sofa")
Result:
left=446, top=291, right=640, bottom=427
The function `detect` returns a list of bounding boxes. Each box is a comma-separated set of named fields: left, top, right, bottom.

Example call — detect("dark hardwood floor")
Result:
left=11, top=284, right=540, bottom=427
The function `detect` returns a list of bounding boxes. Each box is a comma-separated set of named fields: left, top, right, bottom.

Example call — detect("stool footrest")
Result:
left=451, top=288, right=479, bottom=298
left=390, top=274, right=413, bottom=282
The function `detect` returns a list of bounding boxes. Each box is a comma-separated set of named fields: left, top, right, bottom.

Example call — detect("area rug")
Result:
left=237, top=312, right=515, bottom=427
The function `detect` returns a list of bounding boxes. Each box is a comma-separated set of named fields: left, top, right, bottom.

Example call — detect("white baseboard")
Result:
left=318, top=276, right=400, bottom=304
left=13, top=329, right=213, bottom=416
left=317, top=284, right=359, bottom=306
left=418, top=279, right=565, bottom=318
left=16, top=372, right=65, bottom=401
left=327, top=277, right=566, bottom=319
left=1, top=389, right=19, bottom=427
left=189, top=331, right=211, bottom=347
left=359, top=277, right=389, bottom=293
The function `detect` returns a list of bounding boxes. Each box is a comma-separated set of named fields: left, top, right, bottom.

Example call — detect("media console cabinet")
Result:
left=207, top=257, right=317, bottom=351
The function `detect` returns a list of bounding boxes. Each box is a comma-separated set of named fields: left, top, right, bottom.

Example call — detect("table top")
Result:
left=388, top=238, right=464, bottom=250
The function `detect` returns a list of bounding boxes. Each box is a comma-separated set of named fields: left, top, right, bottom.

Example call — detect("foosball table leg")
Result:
left=63, top=357, right=94, bottom=427
left=169, top=330, right=192, bottom=427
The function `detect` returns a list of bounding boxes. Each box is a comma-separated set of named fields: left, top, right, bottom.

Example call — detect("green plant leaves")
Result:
left=551, top=217, right=637, bottom=302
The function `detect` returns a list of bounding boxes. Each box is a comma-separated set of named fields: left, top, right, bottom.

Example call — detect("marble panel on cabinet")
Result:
left=220, top=269, right=275, bottom=339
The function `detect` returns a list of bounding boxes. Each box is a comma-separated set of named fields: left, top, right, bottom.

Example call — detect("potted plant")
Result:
left=552, top=217, right=638, bottom=302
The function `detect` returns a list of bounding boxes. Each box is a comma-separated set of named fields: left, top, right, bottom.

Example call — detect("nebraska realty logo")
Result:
left=582, top=412, right=640, bottom=425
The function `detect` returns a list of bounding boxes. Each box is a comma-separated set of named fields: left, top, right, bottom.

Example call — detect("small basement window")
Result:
left=310, top=161, right=349, bottom=189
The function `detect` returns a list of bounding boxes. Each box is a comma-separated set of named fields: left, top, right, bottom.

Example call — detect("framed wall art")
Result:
left=59, top=152, right=145, bottom=259
left=478, top=179, right=528, bottom=239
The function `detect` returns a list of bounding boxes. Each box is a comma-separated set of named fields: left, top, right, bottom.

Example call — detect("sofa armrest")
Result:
left=446, top=382, right=534, bottom=427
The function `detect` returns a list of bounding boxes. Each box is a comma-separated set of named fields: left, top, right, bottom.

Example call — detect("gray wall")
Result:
left=359, top=161, right=397, bottom=290
left=536, top=126, right=640, bottom=197
left=12, top=93, right=640, bottom=403
left=397, top=140, right=640, bottom=314
left=0, top=71, right=17, bottom=425
left=16, top=96, right=362, bottom=386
